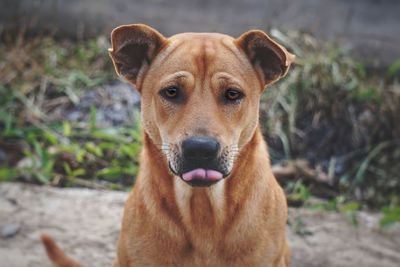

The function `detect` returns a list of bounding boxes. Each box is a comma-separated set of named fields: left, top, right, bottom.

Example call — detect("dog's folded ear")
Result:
left=236, top=30, right=295, bottom=86
left=108, top=24, right=167, bottom=86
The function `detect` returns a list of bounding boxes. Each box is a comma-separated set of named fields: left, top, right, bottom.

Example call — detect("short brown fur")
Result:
left=42, top=24, right=294, bottom=267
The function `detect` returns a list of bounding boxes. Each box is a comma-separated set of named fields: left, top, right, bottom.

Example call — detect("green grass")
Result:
left=0, top=35, right=141, bottom=189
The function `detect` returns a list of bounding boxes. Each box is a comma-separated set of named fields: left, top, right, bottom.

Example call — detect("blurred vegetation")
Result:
left=0, top=31, right=399, bottom=224
left=263, top=31, right=400, bottom=222
left=0, top=33, right=141, bottom=190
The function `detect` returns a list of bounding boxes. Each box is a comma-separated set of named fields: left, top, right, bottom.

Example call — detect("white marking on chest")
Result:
left=174, top=177, right=193, bottom=226
left=174, top=177, right=226, bottom=225
left=206, top=179, right=226, bottom=223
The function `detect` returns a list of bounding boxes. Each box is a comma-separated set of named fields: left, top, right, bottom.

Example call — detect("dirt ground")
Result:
left=0, top=182, right=399, bottom=267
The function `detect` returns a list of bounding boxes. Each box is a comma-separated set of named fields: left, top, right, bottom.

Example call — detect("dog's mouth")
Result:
left=181, top=168, right=224, bottom=187
left=169, top=163, right=227, bottom=187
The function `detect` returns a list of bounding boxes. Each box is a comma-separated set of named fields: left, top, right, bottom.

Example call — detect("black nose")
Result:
left=182, top=137, right=220, bottom=162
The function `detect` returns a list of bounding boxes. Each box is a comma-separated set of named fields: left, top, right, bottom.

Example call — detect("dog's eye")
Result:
left=160, top=87, right=180, bottom=100
left=224, top=89, right=244, bottom=103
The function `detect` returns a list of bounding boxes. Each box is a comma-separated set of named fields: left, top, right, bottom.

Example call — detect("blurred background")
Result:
left=0, top=1, right=400, bottom=265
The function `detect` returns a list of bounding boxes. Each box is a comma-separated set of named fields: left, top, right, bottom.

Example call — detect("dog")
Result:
left=42, top=24, right=294, bottom=267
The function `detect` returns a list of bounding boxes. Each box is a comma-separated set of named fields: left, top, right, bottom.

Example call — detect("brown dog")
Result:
left=42, top=24, right=294, bottom=267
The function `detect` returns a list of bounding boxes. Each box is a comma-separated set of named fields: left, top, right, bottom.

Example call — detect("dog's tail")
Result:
left=41, top=233, right=84, bottom=267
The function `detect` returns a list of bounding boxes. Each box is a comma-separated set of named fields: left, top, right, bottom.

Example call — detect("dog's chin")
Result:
left=184, top=179, right=220, bottom=187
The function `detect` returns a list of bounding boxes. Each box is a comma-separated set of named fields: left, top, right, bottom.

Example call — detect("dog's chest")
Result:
left=174, top=177, right=226, bottom=228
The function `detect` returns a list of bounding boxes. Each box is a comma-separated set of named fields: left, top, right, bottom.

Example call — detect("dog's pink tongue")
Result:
left=182, top=168, right=223, bottom=182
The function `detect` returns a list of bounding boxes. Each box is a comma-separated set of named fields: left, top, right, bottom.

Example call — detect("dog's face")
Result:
left=109, top=24, right=293, bottom=186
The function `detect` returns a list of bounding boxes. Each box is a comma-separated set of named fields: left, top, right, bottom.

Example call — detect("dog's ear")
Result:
left=236, top=30, right=295, bottom=87
left=108, top=24, right=167, bottom=86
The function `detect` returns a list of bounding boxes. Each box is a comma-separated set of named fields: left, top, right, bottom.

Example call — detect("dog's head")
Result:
left=109, top=24, right=294, bottom=187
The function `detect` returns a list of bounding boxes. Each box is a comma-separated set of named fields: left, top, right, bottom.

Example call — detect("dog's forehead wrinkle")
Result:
left=220, top=37, right=251, bottom=67
left=168, top=35, right=234, bottom=63
left=204, top=39, right=216, bottom=59
left=153, top=39, right=186, bottom=66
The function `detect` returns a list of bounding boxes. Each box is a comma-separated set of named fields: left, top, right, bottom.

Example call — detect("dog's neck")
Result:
left=136, top=127, right=272, bottom=231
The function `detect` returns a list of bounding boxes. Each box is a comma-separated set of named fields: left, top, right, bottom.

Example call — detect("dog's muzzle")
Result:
left=170, top=136, right=229, bottom=187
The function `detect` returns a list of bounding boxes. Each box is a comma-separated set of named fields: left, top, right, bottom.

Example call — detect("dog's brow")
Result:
left=214, top=72, right=246, bottom=89
left=160, top=71, right=193, bottom=84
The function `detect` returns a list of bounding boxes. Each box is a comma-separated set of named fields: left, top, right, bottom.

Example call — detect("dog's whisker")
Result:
left=156, top=143, right=171, bottom=147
